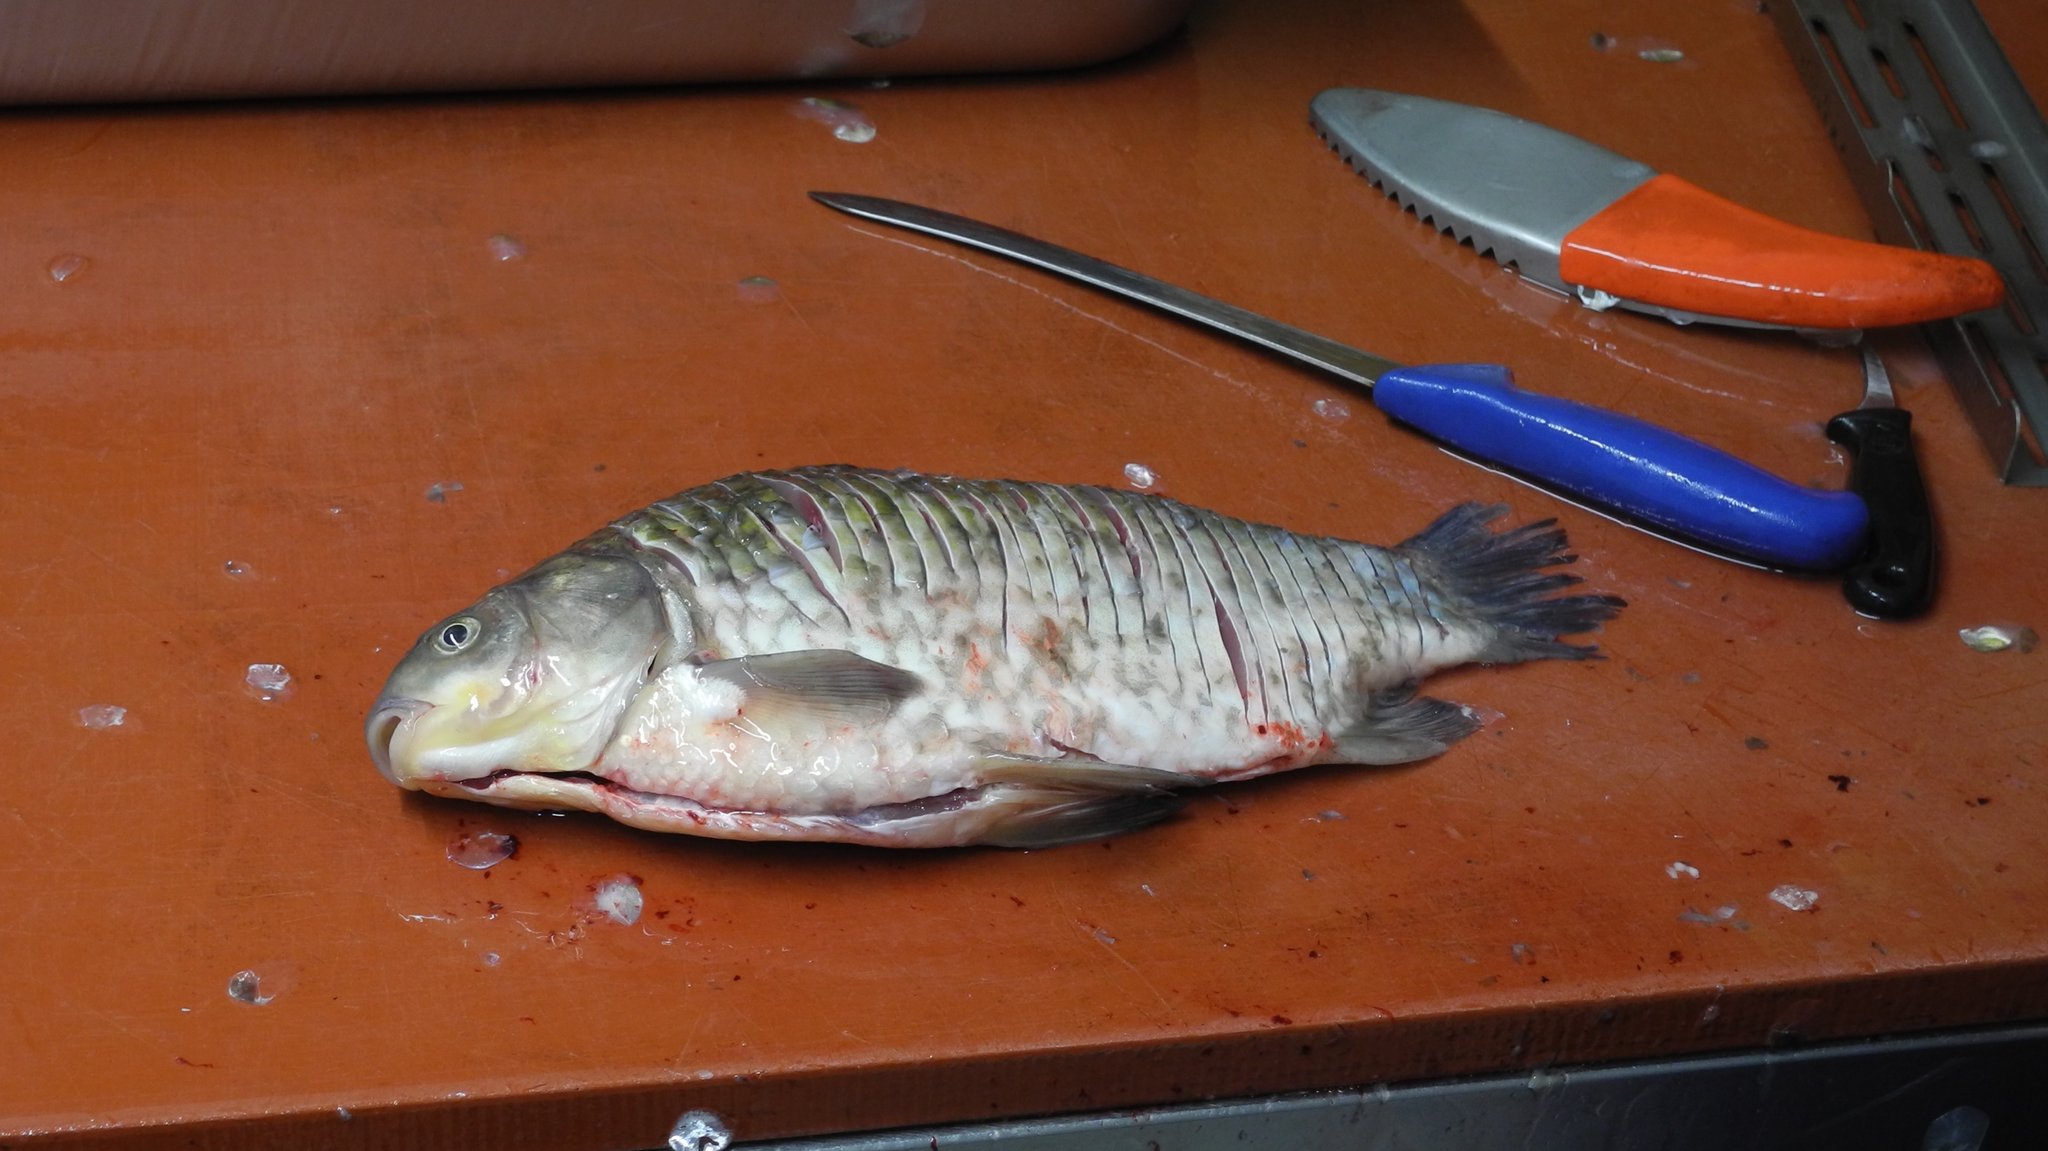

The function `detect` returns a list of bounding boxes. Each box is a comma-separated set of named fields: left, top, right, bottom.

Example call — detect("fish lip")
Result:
left=366, top=697, right=433, bottom=785
left=436, top=767, right=674, bottom=813
left=447, top=767, right=615, bottom=796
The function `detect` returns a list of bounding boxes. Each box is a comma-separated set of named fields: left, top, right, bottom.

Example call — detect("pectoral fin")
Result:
left=696, top=649, right=922, bottom=727
left=969, top=752, right=1203, bottom=848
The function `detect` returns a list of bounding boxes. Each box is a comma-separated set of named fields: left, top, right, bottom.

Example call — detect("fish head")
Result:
left=366, top=549, right=674, bottom=800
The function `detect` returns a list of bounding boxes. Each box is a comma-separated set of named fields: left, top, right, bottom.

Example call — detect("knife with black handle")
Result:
left=1826, top=345, right=1935, bottom=617
left=811, top=191, right=1870, bottom=572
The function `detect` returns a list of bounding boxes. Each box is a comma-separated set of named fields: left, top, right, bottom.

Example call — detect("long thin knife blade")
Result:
left=810, top=192, right=1400, bottom=387
left=809, top=190, right=1871, bottom=573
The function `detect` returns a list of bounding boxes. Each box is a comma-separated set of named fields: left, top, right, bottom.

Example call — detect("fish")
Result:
left=366, top=466, right=1624, bottom=848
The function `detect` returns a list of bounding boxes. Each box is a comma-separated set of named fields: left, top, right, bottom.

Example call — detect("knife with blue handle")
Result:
left=810, top=191, right=1870, bottom=571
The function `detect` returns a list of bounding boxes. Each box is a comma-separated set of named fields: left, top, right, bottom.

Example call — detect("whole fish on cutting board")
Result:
left=367, top=467, right=1623, bottom=847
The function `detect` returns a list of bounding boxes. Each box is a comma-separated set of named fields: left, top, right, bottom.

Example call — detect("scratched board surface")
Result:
left=3, top=1, right=2046, bottom=1147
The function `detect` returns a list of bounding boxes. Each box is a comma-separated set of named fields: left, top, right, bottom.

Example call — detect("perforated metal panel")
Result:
left=1775, top=0, right=2048, bottom=485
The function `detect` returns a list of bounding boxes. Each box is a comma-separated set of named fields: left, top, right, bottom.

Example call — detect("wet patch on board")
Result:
left=793, top=98, right=877, bottom=143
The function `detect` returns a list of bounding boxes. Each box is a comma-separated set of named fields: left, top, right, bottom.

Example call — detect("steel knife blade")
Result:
left=811, top=190, right=1870, bottom=571
left=1309, top=89, right=2005, bottom=332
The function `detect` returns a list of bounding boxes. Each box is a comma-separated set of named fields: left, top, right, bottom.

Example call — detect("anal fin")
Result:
left=1331, top=685, right=1480, bottom=765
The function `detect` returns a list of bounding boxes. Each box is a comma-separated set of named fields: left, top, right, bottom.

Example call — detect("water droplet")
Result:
left=482, top=951, right=502, bottom=967
left=1900, top=115, right=1936, bottom=150
left=736, top=275, right=781, bottom=304
left=244, top=663, right=294, bottom=702
left=1090, top=926, right=1118, bottom=946
left=226, top=969, right=275, bottom=1005
left=1311, top=397, right=1352, bottom=423
left=1139, top=883, right=1156, bottom=896
left=845, top=0, right=925, bottom=48
left=424, top=480, right=464, bottom=503
left=668, top=1110, right=733, bottom=1151
left=446, top=829, right=519, bottom=869
left=1768, top=885, right=1820, bottom=912
left=1638, top=47, right=1685, bottom=63
left=48, top=254, right=88, bottom=283
left=1700, top=1002, right=1722, bottom=1023
left=1666, top=861, right=1701, bottom=880
left=1509, top=942, right=1534, bottom=965
left=76, top=704, right=129, bottom=729
left=487, top=234, right=526, bottom=261
left=336, top=1107, right=354, bottom=1121
left=590, top=874, right=644, bottom=925
left=1959, top=624, right=2036, bottom=653
left=1122, top=462, right=1157, bottom=490
left=793, top=97, right=877, bottom=143
left=223, top=559, right=254, bottom=579
left=1315, top=809, right=1346, bottom=822
left=1969, top=139, right=2009, bottom=160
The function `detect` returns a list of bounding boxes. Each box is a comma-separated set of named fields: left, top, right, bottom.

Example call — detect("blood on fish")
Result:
left=1034, top=618, right=1065, bottom=654
left=1266, top=722, right=1330, bottom=754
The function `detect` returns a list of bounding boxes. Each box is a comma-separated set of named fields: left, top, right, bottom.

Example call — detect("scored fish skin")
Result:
left=367, top=466, right=1624, bottom=848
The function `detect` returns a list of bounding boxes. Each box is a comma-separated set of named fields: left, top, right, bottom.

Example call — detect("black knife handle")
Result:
left=1824, top=407, right=1935, bottom=618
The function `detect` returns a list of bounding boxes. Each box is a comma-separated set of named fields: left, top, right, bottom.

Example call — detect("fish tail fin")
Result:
left=1400, top=503, right=1626, bottom=663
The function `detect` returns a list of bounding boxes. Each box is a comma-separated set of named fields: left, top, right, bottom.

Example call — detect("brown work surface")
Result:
left=4, top=2, right=2045, bottom=1148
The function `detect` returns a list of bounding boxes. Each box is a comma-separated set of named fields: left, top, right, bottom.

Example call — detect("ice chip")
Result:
left=1768, top=885, right=1820, bottom=912
left=245, top=663, right=293, bottom=702
left=590, top=874, right=644, bottom=925
left=76, top=704, right=128, bottom=729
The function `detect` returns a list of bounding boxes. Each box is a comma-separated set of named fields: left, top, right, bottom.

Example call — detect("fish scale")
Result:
left=368, top=467, right=1624, bottom=847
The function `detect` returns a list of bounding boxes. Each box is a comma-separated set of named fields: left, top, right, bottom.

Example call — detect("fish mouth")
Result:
left=439, top=767, right=687, bottom=810
left=451, top=767, right=612, bottom=794
left=366, top=697, right=433, bottom=785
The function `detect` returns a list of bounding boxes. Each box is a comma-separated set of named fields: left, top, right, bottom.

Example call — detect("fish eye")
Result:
left=435, top=616, right=481, bottom=653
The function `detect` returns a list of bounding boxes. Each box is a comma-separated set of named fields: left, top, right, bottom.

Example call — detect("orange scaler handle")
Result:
left=1558, top=173, right=2005, bottom=329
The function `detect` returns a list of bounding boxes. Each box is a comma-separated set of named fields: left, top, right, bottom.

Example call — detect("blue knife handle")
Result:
left=1374, top=364, right=1870, bottom=570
